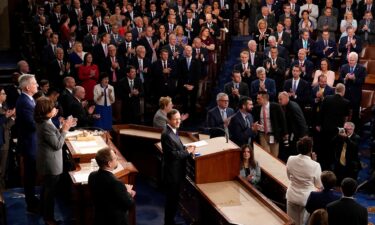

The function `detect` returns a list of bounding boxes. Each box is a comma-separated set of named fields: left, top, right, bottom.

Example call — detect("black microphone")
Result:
left=206, top=127, right=229, bottom=143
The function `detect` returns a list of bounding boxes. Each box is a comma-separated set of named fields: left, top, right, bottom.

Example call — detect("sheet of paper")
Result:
left=65, top=130, right=83, bottom=138
left=183, top=140, right=208, bottom=148
left=73, top=172, right=90, bottom=183
left=72, top=141, right=98, bottom=148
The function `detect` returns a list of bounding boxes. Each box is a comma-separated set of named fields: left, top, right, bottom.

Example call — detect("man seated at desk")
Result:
left=88, top=148, right=136, bottom=225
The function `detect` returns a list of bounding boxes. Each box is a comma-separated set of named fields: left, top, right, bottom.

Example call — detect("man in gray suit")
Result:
left=358, top=11, right=375, bottom=45
left=317, top=7, right=338, bottom=41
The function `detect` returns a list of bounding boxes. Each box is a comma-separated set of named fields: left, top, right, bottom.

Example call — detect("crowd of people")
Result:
left=1, top=0, right=375, bottom=225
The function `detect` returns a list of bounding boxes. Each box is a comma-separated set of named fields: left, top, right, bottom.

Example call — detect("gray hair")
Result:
left=256, top=67, right=266, bottom=75
left=72, top=85, right=84, bottom=95
left=216, top=92, right=228, bottom=101
left=348, top=52, right=358, bottom=61
left=268, top=35, right=276, bottom=42
left=335, top=83, right=346, bottom=94
left=18, top=74, right=35, bottom=90
left=345, top=121, right=355, bottom=129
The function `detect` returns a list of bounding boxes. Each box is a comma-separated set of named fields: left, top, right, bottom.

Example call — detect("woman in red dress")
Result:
left=60, top=15, right=76, bottom=43
left=199, top=26, right=216, bottom=81
left=78, top=53, right=99, bottom=101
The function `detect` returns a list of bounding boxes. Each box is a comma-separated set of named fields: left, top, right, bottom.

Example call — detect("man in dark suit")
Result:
left=293, top=29, right=315, bottom=60
left=327, top=178, right=368, bottom=225
left=317, top=83, right=351, bottom=170
left=15, top=74, right=39, bottom=213
left=98, top=15, right=111, bottom=35
left=110, top=24, right=125, bottom=47
left=178, top=46, right=201, bottom=116
left=283, top=65, right=311, bottom=110
left=48, top=48, right=71, bottom=89
left=58, top=76, right=75, bottom=117
left=131, top=17, right=144, bottom=41
left=250, top=66, right=277, bottom=102
left=118, top=66, right=143, bottom=124
left=163, top=34, right=184, bottom=62
left=234, top=50, right=257, bottom=88
left=332, top=122, right=361, bottom=183
left=192, top=37, right=209, bottom=77
left=104, top=44, right=125, bottom=86
left=224, top=70, right=250, bottom=110
left=339, top=52, right=367, bottom=128
left=228, top=97, right=255, bottom=147
left=247, top=40, right=264, bottom=69
left=88, top=148, right=135, bottom=225
left=255, top=6, right=277, bottom=31
left=338, top=26, right=363, bottom=64
left=117, top=31, right=136, bottom=63
left=290, top=48, right=314, bottom=83
left=273, top=22, right=292, bottom=50
left=311, top=75, right=335, bottom=126
left=315, top=31, right=337, bottom=66
left=147, top=2, right=161, bottom=25
left=137, top=26, right=157, bottom=60
left=182, top=8, right=199, bottom=43
left=305, top=171, right=341, bottom=215
left=253, top=91, right=287, bottom=158
left=316, top=7, right=338, bottom=41
left=204, top=14, right=220, bottom=37
left=83, top=25, right=99, bottom=53
left=161, top=109, right=195, bottom=225
left=206, top=93, right=235, bottom=138
left=263, top=36, right=289, bottom=63
left=129, top=46, right=152, bottom=98
left=358, top=0, right=375, bottom=19
left=278, top=91, right=308, bottom=156
left=70, top=86, right=97, bottom=127
left=92, top=33, right=110, bottom=72
left=264, top=47, right=286, bottom=93
left=358, top=11, right=375, bottom=45
left=42, top=33, right=62, bottom=65
left=49, top=4, right=62, bottom=33
left=151, top=49, right=178, bottom=100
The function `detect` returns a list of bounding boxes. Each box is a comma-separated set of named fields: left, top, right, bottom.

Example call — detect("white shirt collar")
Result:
left=167, top=124, right=177, bottom=134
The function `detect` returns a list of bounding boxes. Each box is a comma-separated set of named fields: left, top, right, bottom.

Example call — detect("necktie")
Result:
left=243, top=63, right=246, bottom=71
left=114, top=34, right=118, bottom=41
left=130, top=80, right=134, bottom=90
left=139, top=59, right=144, bottom=82
left=88, top=25, right=91, bottom=31
left=340, top=142, right=347, bottom=166
left=163, top=61, right=167, bottom=69
left=350, top=67, right=354, bottom=74
left=300, top=61, right=303, bottom=67
left=92, top=35, right=96, bottom=45
left=303, top=40, right=307, bottom=49
left=221, top=109, right=227, bottom=120
left=245, top=115, right=250, bottom=127
left=127, top=42, right=130, bottom=49
left=291, top=4, right=294, bottom=11
left=138, top=28, right=142, bottom=33
left=251, top=53, right=254, bottom=65
left=197, top=48, right=200, bottom=55
left=112, top=57, right=117, bottom=82
left=59, top=61, right=64, bottom=74
left=106, top=25, right=109, bottom=33
left=97, top=18, right=101, bottom=27
left=169, top=24, right=173, bottom=31
left=152, top=11, right=155, bottom=17
left=262, top=106, right=268, bottom=134
left=187, top=58, right=191, bottom=69
left=325, top=40, right=328, bottom=47
left=292, top=80, right=297, bottom=92
left=272, top=59, right=276, bottom=66
left=171, top=46, right=175, bottom=52
left=104, top=44, right=108, bottom=57
left=53, top=45, right=56, bottom=55
left=368, top=5, right=371, bottom=11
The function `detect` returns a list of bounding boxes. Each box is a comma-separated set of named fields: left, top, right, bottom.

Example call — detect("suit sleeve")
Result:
left=161, top=133, right=190, bottom=160
left=41, top=122, right=67, bottom=151
left=113, top=179, right=134, bottom=210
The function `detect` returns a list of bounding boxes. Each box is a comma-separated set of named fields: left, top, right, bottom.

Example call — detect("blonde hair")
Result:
left=159, top=96, right=172, bottom=109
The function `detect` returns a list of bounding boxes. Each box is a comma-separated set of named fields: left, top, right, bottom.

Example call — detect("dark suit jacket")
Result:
left=151, top=59, right=177, bottom=98
left=327, top=198, right=368, bottom=225
left=70, top=97, right=93, bottom=128
left=263, top=45, right=289, bottom=63
left=58, top=88, right=74, bottom=117
left=339, top=64, right=367, bottom=105
left=283, top=100, right=308, bottom=139
left=48, top=59, right=70, bottom=88
left=234, top=62, right=257, bottom=87
left=319, top=94, right=351, bottom=134
left=273, top=31, right=292, bottom=49
left=88, top=169, right=134, bottom=225
left=333, top=133, right=361, bottom=175
left=290, top=59, right=315, bottom=83
left=83, top=33, right=98, bottom=52
left=128, top=57, right=152, bottom=83
left=206, top=106, right=235, bottom=138
left=283, top=78, right=312, bottom=109
left=223, top=81, right=250, bottom=110
left=228, top=111, right=254, bottom=146
left=162, top=44, right=184, bottom=62
left=358, top=19, right=375, bottom=44
left=315, top=39, right=338, bottom=59
left=118, top=77, right=143, bottom=123
left=264, top=57, right=286, bottom=92
left=293, top=38, right=315, bottom=57
left=250, top=78, right=277, bottom=102
left=92, top=43, right=108, bottom=71
left=104, top=55, right=126, bottom=84
left=42, top=43, right=63, bottom=64
left=338, top=35, right=363, bottom=62
left=305, top=189, right=341, bottom=214
left=98, top=24, right=111, bottom=35
left=161, top=125, right=190, bottom=185
left=253, top=102, right=287, bottom=142
left=15, top=93, right=37, bottom=157
left=177, top=57, right=201, bottom=88
left=137, top=36, right=157, bottom=59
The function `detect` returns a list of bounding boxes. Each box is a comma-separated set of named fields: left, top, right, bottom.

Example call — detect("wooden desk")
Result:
left=66, top=131, right=138, bottom=225
left=113, top=124, right=197, bottom=184
left=254, top=143, right=289, bottom=209
left=195, top=177, right=293, bottom=225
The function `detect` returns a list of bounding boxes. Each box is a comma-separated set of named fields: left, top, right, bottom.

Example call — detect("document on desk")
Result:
left=183, top=140, right=208, bottom=148
left=73, top=172, right=90, bottom=183
left=70, top=136, right=108, bottom=154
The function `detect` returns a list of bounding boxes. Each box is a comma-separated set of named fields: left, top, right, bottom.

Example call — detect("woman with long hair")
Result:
left=69, top=41, right=86, bottom=78
left=312, top=58, right=335, bottom=87
left=240, top=144, right=261, bottom=186
left=78, top=53, right=99, bottom=101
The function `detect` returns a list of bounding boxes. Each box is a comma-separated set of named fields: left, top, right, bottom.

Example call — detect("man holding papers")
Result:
left=161, top=109, right=196, bottom=225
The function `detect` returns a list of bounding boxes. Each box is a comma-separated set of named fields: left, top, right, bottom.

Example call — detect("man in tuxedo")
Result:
left=151, top=49, right=178, bottom=100
left=48, top=48, right=71, bottom=89
left=70, top=86, right=97, bottom=127
left=228, top=97, right=255, bottom=147
left=83, top=25, right=99, bottom=52
left=273, top=22, right=292, bottom=50
left=92, top=33, right=110, bottom=72
left=163, top=33, right=184, bottom=62
left=247, top=40, right=264, bottom=69
left=278, top=91, right=308, bottom=156
left=264, top=47, right=286, bottom=93
left=293, top=29, right=315, bottom=59
left=58, top=76, right=75, bottom=117
left=339, top=52, right=367, bottom=128
left=234, top=51, right=256, bottom=88
left=105, top=45, right=125, bottom=85
left=317, top=83, right=351, bottom=170
left=315, top=31, right=337, bottom=65
left=42, top=33, right=62, bottom=65
left=253, top=91, right=287, bottom=157
left=161, top=109, right=195, bottom=225
left=250, top=67, right=277, bottom=102
left=358, top=11, right=375, bottom=45
left=290, top=49, right=314, bottom=83
left=88, top=148, right=135, bottom=225
left=338, top=26, right=363, bottom=64
left=317, top=7, right=338, bottom=41
left=178, top=46, right=201, bottom=116
left=332, top=122, right=361, bottom=183
left=206, top=93, right=235, bottom=138
left=15, top=75, right=39, bottom=213
left=118, top=66, right=143, bottom=124
left=224, top=70, right=250, bottom=110
left=327, top=178, right=368, bottom=225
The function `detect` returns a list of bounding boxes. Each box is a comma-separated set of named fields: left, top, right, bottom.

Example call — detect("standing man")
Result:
left=16, top=74, right=39, bottom=213
left=223, top=70, right=250, bottom=110
left=206, top=93, right=235, bottom=138
left=253, top=91, right=287, bottom=157
left=88, top=148, right=135, bottom=225
left=161, top=109, right=195, bottom=225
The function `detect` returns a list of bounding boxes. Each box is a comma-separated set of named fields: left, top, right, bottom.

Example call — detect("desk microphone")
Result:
left=206, top=127, right=229, bottom=143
